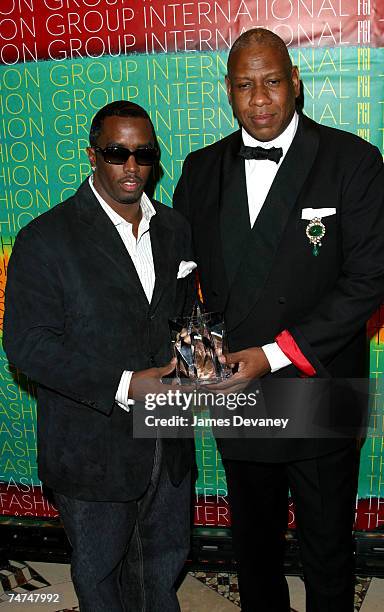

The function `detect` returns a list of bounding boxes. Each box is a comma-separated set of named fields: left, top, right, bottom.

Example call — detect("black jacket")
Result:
left=174, top=114, right=384, bottom=462
left=3, top=179, right=194, bottom=500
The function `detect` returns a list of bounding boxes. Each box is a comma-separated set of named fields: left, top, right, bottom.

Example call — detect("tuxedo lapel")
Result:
left=225, top=116, right=320, bottom=330
left=75, top=181, right=149, bottom=304
left=183, top=147, right=230, bottom=309
left=220, top=130, right=251, bottom=286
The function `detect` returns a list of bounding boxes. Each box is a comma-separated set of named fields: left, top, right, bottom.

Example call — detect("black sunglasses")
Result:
left=94, top=145, right=159, bottom=166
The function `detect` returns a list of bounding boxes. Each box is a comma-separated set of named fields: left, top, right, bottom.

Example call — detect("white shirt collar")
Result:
left=88, top=175, right=156, bottom=227
left=242, top=111, right=299, bottom=156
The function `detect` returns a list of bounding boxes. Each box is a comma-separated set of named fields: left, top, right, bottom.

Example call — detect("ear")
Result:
left=86, top=146, right=96, bottom=169
left=225, top=75, right=232, bottom=107
left=291, top=66, right=300, bottom=98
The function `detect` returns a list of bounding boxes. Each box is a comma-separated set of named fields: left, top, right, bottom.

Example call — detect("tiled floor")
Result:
left=189, top=572, right=373, bottom=609
left=0, top=560, right=382, bottom=611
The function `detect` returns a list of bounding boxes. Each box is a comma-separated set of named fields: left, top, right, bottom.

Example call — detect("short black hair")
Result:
left=227, top=28, right=292, bottom=77
left=89, top=101, right=156, bottom=147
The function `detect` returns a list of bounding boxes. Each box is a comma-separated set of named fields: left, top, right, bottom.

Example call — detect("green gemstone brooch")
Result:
left=305, top=217, right=325, bottom=256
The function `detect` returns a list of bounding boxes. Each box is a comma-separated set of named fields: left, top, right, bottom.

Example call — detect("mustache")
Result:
left=118, top=174, right=143, bottom=184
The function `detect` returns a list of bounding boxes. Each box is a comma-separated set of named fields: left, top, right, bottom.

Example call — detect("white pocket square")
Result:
left=301, top=208, right=336, bottom=220
left=177, top=260, right=197, bottom=279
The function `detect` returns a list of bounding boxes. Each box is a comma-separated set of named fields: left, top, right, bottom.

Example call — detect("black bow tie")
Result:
left=239, top=143, right=283, bottom=164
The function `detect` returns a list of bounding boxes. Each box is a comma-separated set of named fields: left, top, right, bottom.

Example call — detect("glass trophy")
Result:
left=170, top=303, right=232, bottom=384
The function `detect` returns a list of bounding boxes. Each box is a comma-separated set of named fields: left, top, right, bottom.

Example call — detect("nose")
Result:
left=123, top=153, right=139, bottom=173
left=249, top=83, right=272, bottom=107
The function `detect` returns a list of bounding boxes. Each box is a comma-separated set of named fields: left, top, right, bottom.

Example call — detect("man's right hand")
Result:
left=128, top=358, right=177, bottom=402
left=208, top=347, right=271, bottom=394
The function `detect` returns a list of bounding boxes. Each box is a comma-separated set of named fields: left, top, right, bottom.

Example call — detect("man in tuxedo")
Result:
left=173, top=29, right=384, bottom=612
left=3, top=101, right=195, bottom=612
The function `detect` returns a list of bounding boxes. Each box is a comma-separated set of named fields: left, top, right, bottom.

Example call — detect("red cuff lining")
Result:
left=275, top=330, right=316, bottom=377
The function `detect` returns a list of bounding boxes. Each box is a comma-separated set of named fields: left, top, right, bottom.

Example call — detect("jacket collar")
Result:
left=221, top=115, right=320, bottom=329
left=74, top=180, right=172, bottom=312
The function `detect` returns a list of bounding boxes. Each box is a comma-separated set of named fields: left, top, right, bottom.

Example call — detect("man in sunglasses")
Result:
left=3, top=101, right=195, bottom=612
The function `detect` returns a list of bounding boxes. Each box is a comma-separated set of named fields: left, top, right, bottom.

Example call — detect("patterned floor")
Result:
left=190, top=571, right=372, bottom=610
left=0, top=560, right=379, bottom=611
left=0, top=561, right=49, bottom=603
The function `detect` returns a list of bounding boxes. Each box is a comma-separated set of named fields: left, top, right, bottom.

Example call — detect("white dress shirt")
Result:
left=242, top=113, right=299, bottom=373
left=89, top=176, right=156, bottom=410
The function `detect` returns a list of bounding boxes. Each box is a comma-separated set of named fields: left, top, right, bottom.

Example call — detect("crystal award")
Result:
left=170, top=304, right=232, bottom=384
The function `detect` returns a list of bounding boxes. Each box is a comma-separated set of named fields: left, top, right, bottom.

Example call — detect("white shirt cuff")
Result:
left=115, top=370, right=135, bottom=412
left=262, top=342, right=292, bottom=373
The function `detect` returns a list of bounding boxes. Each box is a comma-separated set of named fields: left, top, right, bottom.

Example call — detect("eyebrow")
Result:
left=104, top=141, right=154, bottom=147
left=232, top=71, right=286, bottom=80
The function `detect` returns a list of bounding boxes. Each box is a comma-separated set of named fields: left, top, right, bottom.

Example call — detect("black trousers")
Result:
left=223, top=442, right=359, bottom=612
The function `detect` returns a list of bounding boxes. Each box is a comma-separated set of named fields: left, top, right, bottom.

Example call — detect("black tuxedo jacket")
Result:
left=174, top=114, right=384, bottom=462
left=3, top=180, right=194, bottom=500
